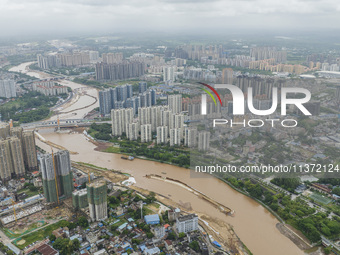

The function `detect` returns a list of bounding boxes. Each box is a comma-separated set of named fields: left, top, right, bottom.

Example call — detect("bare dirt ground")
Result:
left=72, top=162, right=128, bottom=184
left=277, top=223, right=312, bottom=250
left=129, top=185, right=247, bottom=254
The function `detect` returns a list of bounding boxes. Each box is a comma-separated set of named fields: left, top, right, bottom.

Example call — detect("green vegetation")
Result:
left=53, top=237, right=80, bottom=255
left=73, top=77, right=111, bottom=89
left=309, top=192, right=332, bottom=205
left=89, top=123, right=191, bottom=167
left=225, top=177, right=340, bottom=243
left=189, top=240, right=201, bottom=252
left=0, top=91, right=61, bottom=123
left=14, top=220, right=69, bottom=249
left=271, top=178, right=300, bottom=193
left=7, top=54, right=36, bottom=66
left=0, top=241, right=15, bottom=255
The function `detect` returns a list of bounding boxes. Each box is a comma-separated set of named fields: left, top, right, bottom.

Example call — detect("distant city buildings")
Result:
left=0, top=80, right=16, bottom=98
left=95, top=61, right=145, bottom=81
left=198, top=131, right=210, bottom=151
left=221, top=68, right=233, bottom=84
left=32, top=80, right=68, bottom=96
left=37, top=51, right=96, bottom=69
left=99, top=83, right=156, bottom=116
left=168, top=94, right=182, bottom=114
left=163, top=66, right=176, bottom=84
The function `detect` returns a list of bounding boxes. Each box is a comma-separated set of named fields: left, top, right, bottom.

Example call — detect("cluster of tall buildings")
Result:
left=37, top=51, right=99, bottom=69
left=321, top=63, right=340, bottom=72
left=0, top=79, right=16, bottom=98
left=201, top=55, right=254, bottom=67
left=40, top=150, right=73, bottom=203
left=72, top=179, right=108, bottom=222
left=0, top=123, right=38, bottom=181
left=99, top=82, right=156, bottom=116
left=250, top=47, right=287, bottom=63
left=174, top=45, right=224, bottom=60
left=95, top=61, right=145, bottom=81
left=111, top=95, right=183, bottom=142
left=32, top=80, right=68, bottom=96
left=109, top=94, right=210, bottom=150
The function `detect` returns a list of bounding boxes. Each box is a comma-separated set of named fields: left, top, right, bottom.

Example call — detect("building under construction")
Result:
left=72, top=189, right=88, bottom=209
left=40, top=150, right=73, bottom=204
left=87, top=180, right=107, bottom=222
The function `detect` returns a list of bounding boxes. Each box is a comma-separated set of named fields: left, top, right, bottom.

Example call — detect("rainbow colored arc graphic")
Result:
left=198, top=82, right=222, bottom=106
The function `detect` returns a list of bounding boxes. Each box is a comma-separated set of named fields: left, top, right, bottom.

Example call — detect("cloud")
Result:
left=0, top=0, right=340, bottom=36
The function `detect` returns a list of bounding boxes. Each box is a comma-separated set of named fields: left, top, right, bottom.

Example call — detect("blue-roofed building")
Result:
left=139, top=244, right=147, bottom=251
left=144, top=247, right=161, bottom=255
left=117, top=222, right=128, bottom=232
left=212, top=241, right=221, bottom=247
left=144, top=214, right=160, bottom=225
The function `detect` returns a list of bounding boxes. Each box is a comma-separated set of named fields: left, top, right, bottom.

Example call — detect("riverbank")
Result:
left=10, top=61, right=306, bottom=255
left=34, top=130, right=305, bottom=255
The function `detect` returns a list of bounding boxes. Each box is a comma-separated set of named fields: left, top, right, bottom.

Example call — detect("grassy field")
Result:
left=104, top=146, right=121, bottom=153
left=310, top=192, right=332, bottom=205
left=17, top=188, right=40, bottom=198
left=1, top=221, right=46, bottom=239
left=13, top=220, right=68, bottom=250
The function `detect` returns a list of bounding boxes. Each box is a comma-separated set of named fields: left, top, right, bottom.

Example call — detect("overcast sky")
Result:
left=1, top=0, right=340, bottom=36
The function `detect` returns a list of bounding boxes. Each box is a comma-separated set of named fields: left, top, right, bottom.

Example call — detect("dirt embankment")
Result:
left=276, top=223, right=312, bottom=250
left=129, top=185, right=247, bottom=255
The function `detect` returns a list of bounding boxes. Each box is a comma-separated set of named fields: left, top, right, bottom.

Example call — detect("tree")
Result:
left=49, top=234, right=56, bottom=242
left=72, top=239, right=80, bottom=250
left=189, top=240, right=200, bottom=252
left=78, top=216, right=89, bottom=228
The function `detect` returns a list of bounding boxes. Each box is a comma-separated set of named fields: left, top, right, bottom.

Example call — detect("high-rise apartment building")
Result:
left=111, top=108, right=133, bottom=136
left=222, top=68, right=233, bottom=84
left=7, top=136, right=25, bottom=177
left=127, top=122, right=139, bottom=141
left=163, top=66, right=176, bottom=83
left=0, top=80, right=16, bottom=98
left=184, top=128, right=197, bottom=148
left=198, top=131, right=210, bottom=151
left=168, top=94, right=182, bottom=114
left=95, top=61, right=145, bottom=81
left=0, top=123, right=10, bottom=139
left=0, top=139, right=13, bottom=180
left=87, top=179, right=107, bottom=222
left=40, top=150, right=73, bottom=203
left=139, top=82, right=147, bottom=93
left=156, top=126, right=168, bottom=144
left=22, top=131, right=38, bottom=171
left=140, top=124, right=152, bottom=143
left=170, top=128, right=182, bottom=147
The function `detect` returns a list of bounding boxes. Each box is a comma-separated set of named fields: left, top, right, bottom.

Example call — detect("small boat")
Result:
left=121, top=156, right=134, bottom=161
left=162, top=172, right=167, bottom=175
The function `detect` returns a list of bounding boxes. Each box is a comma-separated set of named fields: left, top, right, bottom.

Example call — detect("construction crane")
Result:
left=10, top=199, right=17, bottom=223
left=51, top=148, right=60, bottom=205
